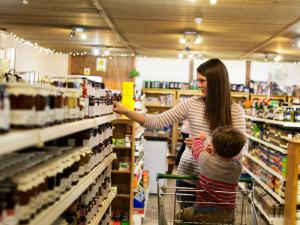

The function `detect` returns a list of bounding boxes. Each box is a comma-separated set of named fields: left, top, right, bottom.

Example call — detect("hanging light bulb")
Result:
left=211, top=0, right=217, bottom=4
left=93, top=48, right=100, bottom=56
left=188, top=53, right=193, bottom=59
left=105, top=49, right=109, bottom=55
left=194, top=37, right=202, bottom=44
left=178, top=53, right=183, bottom=58
left=274, top=56, right=281, bottom=61
left=81, top=33, right=87, bottom=39
left=180, top=37, right=186, bottom=43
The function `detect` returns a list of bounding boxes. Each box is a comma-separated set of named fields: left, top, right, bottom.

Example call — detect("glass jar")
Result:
left=285, top=107, right=294, bottom=122
left=79, top=97, right=85, bottom=120
left=295, top=108, right=300, bottom=123
left=0, top=84, right=10, bottom=134
left=0, top=182, right=18, bottom=225
left=94, top=98, right=100, bottom=117
left=46, top=162, right=56, bottom=206
left=67, top=75, right=81, bottom=89
left=32, top=85, right=47, bottom=128
left=68, top=89, right=79, bottom=122
left=48, top=86, right=57, bottom=126
left=62, top=88, right=69, bottom=123
left=50, top=74, right=66, bottom=87
left=88, top=97, right=96, bottom=119
left=55, top=87, right=64, bottom=124
left=6, top=83, right=36, bottom=129
left=71, top=151, right=80, bottom=186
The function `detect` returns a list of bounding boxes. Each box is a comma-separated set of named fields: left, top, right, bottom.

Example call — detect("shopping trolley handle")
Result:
left=157, top=173, right=255, bottom=184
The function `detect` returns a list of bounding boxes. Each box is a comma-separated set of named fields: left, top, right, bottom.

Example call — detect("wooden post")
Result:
left=189, top=60, right=194, bottom=83
left=245, top=61, right=251, bottom=86
left=68, top=55, right=72, bottom=75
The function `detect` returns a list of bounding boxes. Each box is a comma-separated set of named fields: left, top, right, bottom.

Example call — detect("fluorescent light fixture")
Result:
left=93, top=48, right=100, bottom=56
left=178, top=53, right=183, bottom=58
left=211, top=0, right=217, bottom=4
left=74, top=27, right=84, bottom=32
left=274, top=56, right=281, bottom=61
left=81, top=33, right=87, bottom=39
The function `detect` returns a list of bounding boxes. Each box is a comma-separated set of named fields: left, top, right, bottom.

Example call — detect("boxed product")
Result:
left=111, top=184, right=118, bottom=195
left=115, top=139, right=125, bottom=147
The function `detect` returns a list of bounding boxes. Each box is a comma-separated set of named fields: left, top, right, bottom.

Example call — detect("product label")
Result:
left=29, top=196, right=36, bottom=215
left=88, top=106, right=94, bottom=117
left=55, top=185, right=61, bottom=199
left=0, top=98, right=10, bottom=130
left=84, top=98, right=89, bottom=116
left=68, top=175, right=72, bottom=189
left=36, top=192, right=42, bottom=211
left=49, top=109, right=55, bottom=123
left=61, top=178, right=67, bottom=192
left=35, top=110, right=46, bottom=126
left=55, top=108, right=64, bottom=121
left=48, top=190, right=55, bottom=203
left=286, top=113, right=291, bottom=121
left=83, top=139, right=91, bottom=150
left=19, top=205, right=30, bottom=221
left=296, top=114, right=300, bottom=122
left=72, top=172, right=79, bottom=182
left=69, top=108, right=77, bottom=120
left=81, top=193, right=89, bottom=205
left=10, top=108, right=35, bottom=125
left=84, top=163, right=90, bottom=173
left=42, top=191, right=48, bottom=206
left=64, top=105, right=68, bottom=120
left=79, top=166, right=85, bottom=176
left=3, top=209, right=18, bottom=225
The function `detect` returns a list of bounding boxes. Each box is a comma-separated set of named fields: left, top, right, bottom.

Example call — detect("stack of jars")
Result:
left=51, top=168, right=111, bottom=225
left=0, top=141, right=113, bottom=225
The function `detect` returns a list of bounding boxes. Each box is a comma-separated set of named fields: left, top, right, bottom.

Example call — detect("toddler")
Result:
left=175, top=126, right=246, bottom=224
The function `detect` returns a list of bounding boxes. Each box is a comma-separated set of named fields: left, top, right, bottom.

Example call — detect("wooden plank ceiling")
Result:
left=1, top=0, right=300, bottom=61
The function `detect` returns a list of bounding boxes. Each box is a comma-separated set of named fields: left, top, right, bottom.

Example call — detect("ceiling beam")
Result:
left=238, top=16, right=300, bottom=59
left=90, top=0, right=135, bottom=54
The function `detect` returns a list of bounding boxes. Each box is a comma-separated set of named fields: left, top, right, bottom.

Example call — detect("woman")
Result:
left=113, top=58, right=246, bottom=206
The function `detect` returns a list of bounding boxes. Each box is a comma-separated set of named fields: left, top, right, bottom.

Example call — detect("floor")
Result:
left=142, top=168, right=269, bottom=225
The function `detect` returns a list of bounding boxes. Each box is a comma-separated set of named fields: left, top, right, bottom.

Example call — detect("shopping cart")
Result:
left=156, top=174, right=258, bottom=225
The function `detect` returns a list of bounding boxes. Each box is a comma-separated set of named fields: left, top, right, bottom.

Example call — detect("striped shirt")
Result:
left=192, top=136, right=242, bottom=211
left=143, top=97, right=246, bottom=185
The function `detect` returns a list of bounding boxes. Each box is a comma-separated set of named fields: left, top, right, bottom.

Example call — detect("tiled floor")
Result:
left=142, top=169, right=269, bottom=225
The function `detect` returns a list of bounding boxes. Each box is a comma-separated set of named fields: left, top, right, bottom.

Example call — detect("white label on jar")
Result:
left=72, top=172, right=79, bottom=182
left=286, top=113, right=291, bottom=121
left=64, top=105, right=68, bottom=120
left=49, top=109, right=55, bottom=122
left=48, top=190, right=55, bottom=203
left=36, top=192, right=42, bottom=210
left=69, top=108, right=77, bottom=119
left=68, top=175, right=72, bottom=189
left=79, top=108, right=84, bottom=119
left=296, top=114, right=300, bottom=121
left=55, top=186, right=61, bottom=199
left=10, top=108, right=35, bottom=125
left=68, top=139, right=75, bottom=147
left=0, top=98, right=10, bottom=130
left=79, top=166, right=84, bottom=176
left=41, top=191, right=48, bottom=206
left=55, top=108, right=64, bottom=121
left=75, top=106, right=79, bottom=119
left=81, top=193, right=89, bottom=205
left=29, top=195, right=36, bottom=215
left=89, top=106, right=94, bottom=117
left=61, top=178, right=67, bottom=192
left=83, top=139, right=91, bottom=149
left=96, top=133, right=99, bottom=145
left=84, top=163, right=90, bottom=173
left=84, top=98, right=89, bottom=117
left=3, top=208, right=18, bottom=225
left=19, top=205, right=30, bottom=221
left=35, top=110, right=46, bottom=126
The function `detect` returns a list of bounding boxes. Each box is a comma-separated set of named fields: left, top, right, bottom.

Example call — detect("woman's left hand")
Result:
left=184, top=138, right=195, bottom=149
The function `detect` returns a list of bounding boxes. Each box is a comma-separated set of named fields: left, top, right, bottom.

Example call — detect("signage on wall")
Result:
left=84, top=68, right=90, bottom=75
left=96, top=58, right=106, bottom=71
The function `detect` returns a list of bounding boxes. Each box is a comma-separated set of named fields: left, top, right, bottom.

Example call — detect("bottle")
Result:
left=134, top=90, right=141, bottom=111
left=249, top=80, right=254, bottom=94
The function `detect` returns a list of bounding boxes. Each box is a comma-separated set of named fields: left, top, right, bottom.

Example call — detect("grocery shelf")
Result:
left=133, top=186, right=150, bottom=218
left=231, top=92, right=250, bottom=99
left=0, top=114, right=118, bottom=157
left=113, top=146, right=132, bottom=149
left=134, top=145, right=144, bottom=157
left=245, top=133, right=288, bottom=154
left=90, top=192, right=115, bottom=225
left=145, top=104, right=173, bottom=108
left=29, top=153, right=116, bottom=225
left=135, top=131, right=144, bottom=139
left=116, top=193, right=131, bottom=198
left=245, top=115, right=300, bottom=128
left=253, top=199, right=284, bottom=225
left=134, top=172, right=143, bottom=192
left=134, top=158, right=144, bottom=174
left=142, top=88, right=177, bottom=95
left=242, top=166, right=285, bottom=204
left=244, top=152, right=286, bottom=181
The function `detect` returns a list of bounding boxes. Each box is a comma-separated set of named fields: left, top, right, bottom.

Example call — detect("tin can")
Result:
left=162, top=81, right=167, bottom=89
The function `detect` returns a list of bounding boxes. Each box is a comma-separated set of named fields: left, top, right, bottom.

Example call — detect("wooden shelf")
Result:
left=90, top=192, right=115, bottom=225
left=116, top=193, right=131, bottom=198
left=0, top=114, right=118, bottom=157
left=111, top=170, right=131, bottom=174
left=177, top=90, right=202, bottom=96
left=250, top=94, right=287, bottom=101
left=113, top=146, right=132, bottom=149
left=231, top=92, right=250, bottom=99
left=245, top=115, right=300, bottom=128
left=145, top=104, right=173, bottom=108
left=142, top=88, right=177, bottom=95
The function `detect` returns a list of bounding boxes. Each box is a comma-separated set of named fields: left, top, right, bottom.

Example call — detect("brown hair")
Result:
left=197, top=59, right=232, bottom=132
left=212, top=126, right=246, bottom=158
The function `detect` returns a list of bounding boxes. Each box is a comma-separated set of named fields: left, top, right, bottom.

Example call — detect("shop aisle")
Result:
left=143, top=168, right=269, bottom=225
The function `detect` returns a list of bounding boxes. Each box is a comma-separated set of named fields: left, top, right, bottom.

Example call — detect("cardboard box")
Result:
left=115, top=139, right=125, bottom=146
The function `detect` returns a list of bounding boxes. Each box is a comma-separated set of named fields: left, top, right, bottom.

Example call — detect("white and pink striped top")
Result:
left=143, top=97, right=246, bottom=186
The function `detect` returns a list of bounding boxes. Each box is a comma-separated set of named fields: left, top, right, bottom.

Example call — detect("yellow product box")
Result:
left=123, top=82, right=133, bottom=98
left=121, top=99, right=134, bottom=118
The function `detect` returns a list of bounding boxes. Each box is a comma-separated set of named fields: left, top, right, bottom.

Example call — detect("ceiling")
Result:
left=1, top=0, right=300, bottom=62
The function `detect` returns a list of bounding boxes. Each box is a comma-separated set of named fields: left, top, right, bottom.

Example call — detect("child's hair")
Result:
left=212, top=126, right=246, bottom=158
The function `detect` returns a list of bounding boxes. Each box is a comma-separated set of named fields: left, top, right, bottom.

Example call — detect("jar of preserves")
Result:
left=62, top=88, right=69, bottom=123
left=88, top=97, right=96, bottom=119
left=285, top=107, right=294, bottom=122
left=33, top=85, right=47, bottom=128
left=48, top=86, right=57, bottom=126
left=67, top=75, right=81, bottom=89
left=6, top=83, right=36, bottom=129
left=50, top=74, right=66, bottom=87
left=68, top=89, right=79, bottom=122
left=0, top=84, right=10, bottom=134
left=71, top=151, right=80, bottom=186
left=55, top=87, right=64, bottom=124
left=0, top=182, right=18, bottom=225
left=79, top=97, right=85, bottom=120
left=295, top=108, right=300, bottom=122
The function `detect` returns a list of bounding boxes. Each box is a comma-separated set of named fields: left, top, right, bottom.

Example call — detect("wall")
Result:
left=193, top=60, right=246, bottom=85
left=250, top=62, right=300, bottom=87
left=135, top=58, right=190, bottom=91
left=0, top=34, right=69, bottom=78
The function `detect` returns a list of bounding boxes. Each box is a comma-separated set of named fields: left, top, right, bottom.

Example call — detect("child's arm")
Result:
left=191, top=133, right=207, bottom=161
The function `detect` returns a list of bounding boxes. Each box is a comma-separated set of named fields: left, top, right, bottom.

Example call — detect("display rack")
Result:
left=250, top=94, right=287, bottom=102
left=90, top=192, right=115, bottom=225
left=243, top=116, right=300, bottom=224
left=0, top=114, right=117, bottom=156
left=133, top=185, right=150, bottom=225
left=111, top=118, right=145, bottom=224
left=29, top=153, right=116, bottom=225
left=231, top=92, right=250, bottom=99
left=142, top=88, right=176, bottom=155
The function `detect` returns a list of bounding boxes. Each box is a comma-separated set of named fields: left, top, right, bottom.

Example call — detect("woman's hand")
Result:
left=197, top=132, right=207, bottom=140
left=184, top=138, right=195, bottom=149
left=113, top=102, right=128, bottom=115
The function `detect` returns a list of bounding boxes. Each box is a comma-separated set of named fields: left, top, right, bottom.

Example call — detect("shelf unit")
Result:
left=111, top=118, right=145, bottom=224
left=245, top=115, right=300, bottom=128
left=231, top=92, right=250, bottom=99
left=90, top=192, right=115, bottom=225
left=250, top=94, right=287, bottom=102
left=142, top=88, right=177, bottom=155
left=133, top=185, right=150, bottom=225
left=245, top=133, right=288, bottom=154
left=29, top=153, right=116, bottom=225
left=0, top=114, right=117, bottom=156
left=243, top=166, right=285, bottom=204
